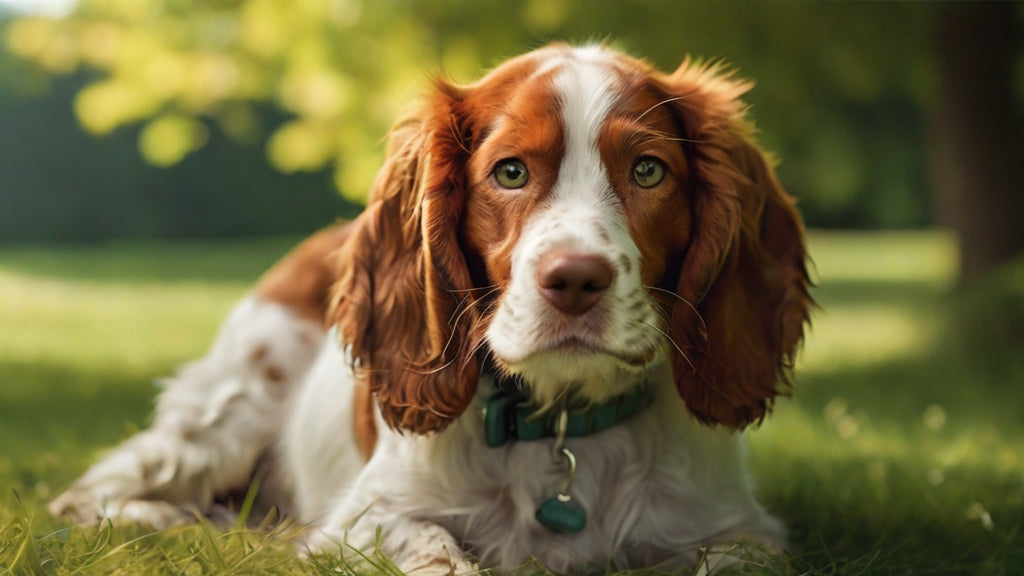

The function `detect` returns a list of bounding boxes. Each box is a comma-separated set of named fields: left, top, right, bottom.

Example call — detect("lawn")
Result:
left=0, top=231, right=1020, bottom=575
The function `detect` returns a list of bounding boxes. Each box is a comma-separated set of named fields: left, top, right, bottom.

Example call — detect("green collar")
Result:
left=483, top=383, right=651, bottom=448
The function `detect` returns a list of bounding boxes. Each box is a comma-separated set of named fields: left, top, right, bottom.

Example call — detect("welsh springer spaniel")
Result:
left=50, top=44, right=811, bottom=574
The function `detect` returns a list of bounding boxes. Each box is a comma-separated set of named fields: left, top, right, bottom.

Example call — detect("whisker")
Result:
left=640, top=319, right=696, bottom=376
left=636, top=96, right=685, bottom=122
left=461, top=300, right=502, bottom=369
left=463, top=335, right=492, bottom=371
left=640, top=320, right=726, bottom=399
left=633, top=101, right=710, bottom=145
left=447, top=284, right=498, bottom=295
left=646, top=285, right=707, bottom=335
left=411, top=286, right=500, bottom=376
left=647, top=134, right=702, bottom=144
left=636, top=116, right=705, bottom=145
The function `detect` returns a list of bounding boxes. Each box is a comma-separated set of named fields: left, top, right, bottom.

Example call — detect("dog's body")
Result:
left=51, top=44, right=811, bottom=574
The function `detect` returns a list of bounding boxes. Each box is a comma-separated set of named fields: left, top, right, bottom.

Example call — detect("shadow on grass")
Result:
left=812, top=278, right=948, bottom=310
left=755, top=320, right=1024, bottom=574
left=798, top=350, right=1024, bottom=430
left=770, top=451, right=1023, bottom=575
left=0, top=358, right=158, bottom=501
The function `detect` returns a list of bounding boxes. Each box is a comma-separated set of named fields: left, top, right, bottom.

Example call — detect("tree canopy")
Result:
left=2, top=1, right=1021, bottom=237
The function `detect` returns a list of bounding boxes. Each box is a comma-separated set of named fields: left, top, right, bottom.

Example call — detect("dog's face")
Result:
left=460, top=47, right=690, bottom=407
left=331, top=44, right=811, bottom=433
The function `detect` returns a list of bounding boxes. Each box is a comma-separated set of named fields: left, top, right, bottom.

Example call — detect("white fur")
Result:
left=51, top=46, right=785, bottom=574
left=281, top=339, right=364, bottom=524
left=298, top=343, right=784, bottom=573
left=49, top=296, right=323, bottom=525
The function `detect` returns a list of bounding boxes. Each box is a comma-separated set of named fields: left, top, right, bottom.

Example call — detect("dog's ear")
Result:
left=663, top=61, right=812, bottom=428
left=329, top=82, right=480, bottom=434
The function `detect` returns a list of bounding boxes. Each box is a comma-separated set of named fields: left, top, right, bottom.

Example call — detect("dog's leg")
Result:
left=48, top=297, right=324, bottom=527
left=289, top=338, right=474, bottom=573
left=50, top=224, right=352, bottom=527
left=281, top=333, right=370, bottom=524
left=306, top=502, right=477, bottom=576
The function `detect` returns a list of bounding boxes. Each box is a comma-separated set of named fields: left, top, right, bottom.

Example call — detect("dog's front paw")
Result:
left=402, top=543, right=478, bottom=576
left=48, top=487, right=107, bottom=525
left=49, top=489, right=193, bottom=529
left=105, top=499, right=195, bottom=528
left=305, top=515, right=479, bottom=575
left=395, top=525, right=478, bottom=576
left=47, top=431, right=197, bottom=528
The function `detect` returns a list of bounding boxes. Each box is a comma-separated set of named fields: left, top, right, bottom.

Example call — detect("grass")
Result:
left=1, top=230, right=1021, bottom=575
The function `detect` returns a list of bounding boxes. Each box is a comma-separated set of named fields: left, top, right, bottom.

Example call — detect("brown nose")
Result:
left=536, top=250, right=615, bottom=315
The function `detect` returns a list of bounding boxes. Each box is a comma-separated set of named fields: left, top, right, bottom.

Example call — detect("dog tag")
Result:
left=536, top=431, right=586, bottom=532
left=535, top=493, right=587, bottom=533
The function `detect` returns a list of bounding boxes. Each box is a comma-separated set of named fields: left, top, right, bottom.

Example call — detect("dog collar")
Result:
left=481, top=373, right=652, bottom=534
left=483, top=382, right=650, bottom=448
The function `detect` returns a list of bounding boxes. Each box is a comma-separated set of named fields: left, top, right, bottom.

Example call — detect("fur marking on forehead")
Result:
left=554, top=62, right=616, bottom=148
left=549, top=49, right=619, bottom=208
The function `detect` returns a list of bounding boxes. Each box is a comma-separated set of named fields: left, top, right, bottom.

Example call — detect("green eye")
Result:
left=632, top=157, right=665, bottom=188
left=493, top=159, right=529, bottom=189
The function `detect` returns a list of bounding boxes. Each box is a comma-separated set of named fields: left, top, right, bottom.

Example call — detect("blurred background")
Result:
left=0, top=1, right=1018, bottom=264
left=3, top=0, right=1022, bottom=353
left=1, top=2, right=1023, bottom=572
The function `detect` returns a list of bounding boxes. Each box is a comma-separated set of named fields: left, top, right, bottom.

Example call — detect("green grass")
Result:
left=1, top=231, right=1021, bottom=575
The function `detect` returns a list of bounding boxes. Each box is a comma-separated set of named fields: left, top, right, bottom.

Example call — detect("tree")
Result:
left=932, top=3, right=1024, bottom=285
left=4, top=0, right=1021, bottom=259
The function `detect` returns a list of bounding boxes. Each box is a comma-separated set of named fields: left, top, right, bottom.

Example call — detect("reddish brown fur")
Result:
left=462, top=65, right=566, bottom=296
left=329, top=44, right=811, bottom=434
left=254, top=223, right=353, bottom=325
left=328, top=115, right=478, bottom=434
left=655, top=62, right=812, bottom=428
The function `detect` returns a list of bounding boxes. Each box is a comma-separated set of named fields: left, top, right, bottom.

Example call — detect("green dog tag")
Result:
left=535, top=494, right=587, bottom=533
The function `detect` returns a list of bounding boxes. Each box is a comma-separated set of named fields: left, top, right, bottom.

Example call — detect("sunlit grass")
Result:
left=1, top=230, right=1021, bottom=574
left=808, top=230, right=959, bottom=285
left=0, top=239, right=289, bottom=526
left=797, top=230, right=957, bottom=375
left=746, top=229, right=1023, bottom=574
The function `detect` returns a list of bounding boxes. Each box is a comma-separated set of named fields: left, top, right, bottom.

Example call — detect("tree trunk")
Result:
left=932, top=3, right=1023, bottom=285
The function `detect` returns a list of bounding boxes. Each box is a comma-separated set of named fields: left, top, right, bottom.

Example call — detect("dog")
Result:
left=50, top=43, right=811, bottom=574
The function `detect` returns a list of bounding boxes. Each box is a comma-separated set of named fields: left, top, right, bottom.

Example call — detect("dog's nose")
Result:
left=536, top=250, right=615, bottom=315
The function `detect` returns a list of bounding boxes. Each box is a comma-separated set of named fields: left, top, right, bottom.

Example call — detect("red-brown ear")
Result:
left=665, top=62, right=812, bottom=428
left=329, top=84, right=479, bottom=434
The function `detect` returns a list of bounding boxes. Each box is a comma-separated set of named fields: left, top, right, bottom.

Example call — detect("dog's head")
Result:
left=330, top=44, right=811, bottom=433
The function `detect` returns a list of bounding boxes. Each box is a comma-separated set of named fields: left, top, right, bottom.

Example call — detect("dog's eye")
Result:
left=632, top=157, right=665, bottom=188
left=493, top=159, right=529, bottom=189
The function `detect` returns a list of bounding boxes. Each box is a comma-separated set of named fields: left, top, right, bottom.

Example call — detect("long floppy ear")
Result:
left=665, top=61, right=812, bottom=429
left=329, top=85, right=479, bottom=434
